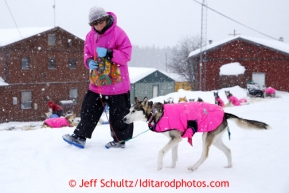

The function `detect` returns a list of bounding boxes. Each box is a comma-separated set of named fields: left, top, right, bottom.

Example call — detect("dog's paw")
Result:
left=224, top=165, right=232, bottom=168
left=157, top=162, right=163, bottom=171
left=187, top=165, right=198, bottom=171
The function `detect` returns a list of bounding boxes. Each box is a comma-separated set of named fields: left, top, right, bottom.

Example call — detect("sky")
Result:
left=1, top=0, right=289, bottom=48
left=1, top=86, right=289, bottom=193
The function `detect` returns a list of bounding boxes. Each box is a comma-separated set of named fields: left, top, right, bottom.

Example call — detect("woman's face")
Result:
left=94, top=20, right=106, bottom=31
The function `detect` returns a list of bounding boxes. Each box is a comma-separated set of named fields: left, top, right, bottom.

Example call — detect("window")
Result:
left=21, top=91, right=32, bottom=109
left=69, top=88, right=78, bottom=99
left=48, top=34, right=56, bottom=46
left=48, top=57, right=56, bottom=69
left=69, top=58, right=76, bottom=69
left=21, top=58, right=29, bottom=70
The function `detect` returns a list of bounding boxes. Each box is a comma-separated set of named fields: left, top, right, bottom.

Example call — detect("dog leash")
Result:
left=119, top=129, right=150, bottom=143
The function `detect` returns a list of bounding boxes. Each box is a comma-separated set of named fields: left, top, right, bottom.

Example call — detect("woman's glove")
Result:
left=96, top=47, right=108, bottom=57
left=88, top=60, right=98, bottom=70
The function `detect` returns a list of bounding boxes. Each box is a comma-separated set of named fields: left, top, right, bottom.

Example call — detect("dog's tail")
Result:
left=225, top=113, right=270, bottom=130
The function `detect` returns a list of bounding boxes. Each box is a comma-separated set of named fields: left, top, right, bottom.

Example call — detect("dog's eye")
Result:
left=132, top=110, right=135, bottom=113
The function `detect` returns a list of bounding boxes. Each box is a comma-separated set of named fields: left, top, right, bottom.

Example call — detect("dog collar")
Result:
left=147, top=106, right=158, bottom=131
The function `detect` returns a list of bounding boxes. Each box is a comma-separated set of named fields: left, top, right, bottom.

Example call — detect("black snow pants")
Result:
left=74, top=90, right=134, bottom=142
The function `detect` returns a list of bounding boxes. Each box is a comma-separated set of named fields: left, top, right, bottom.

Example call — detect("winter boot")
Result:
left=62, top=133, right=86, bottom=149
left=105, top=141, right=125, bottom=149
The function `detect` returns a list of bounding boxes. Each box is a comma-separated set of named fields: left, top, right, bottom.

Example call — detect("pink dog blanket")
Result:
left=44, top=117, right=70, bottom=128
left=265, top=87, right=276, bottom=95
left=216, top=97, right=224, bottom=107
left=228, top=96, right=247, bottom=106
left=151, top=102, right=224, bottom=145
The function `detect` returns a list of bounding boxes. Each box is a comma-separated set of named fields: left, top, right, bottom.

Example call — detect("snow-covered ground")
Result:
left=0, top=86, right=288, bottom=193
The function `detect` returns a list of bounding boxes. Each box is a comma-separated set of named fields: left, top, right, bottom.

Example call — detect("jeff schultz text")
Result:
left=74, top=179, right=230, bottom=189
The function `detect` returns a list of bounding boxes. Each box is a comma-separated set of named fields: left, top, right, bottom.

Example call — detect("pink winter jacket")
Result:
left=44, top=117, right=70, bottom=128
left=153, top=102, right=224, bottom=145
left=84, top=12, right=132, bottom=95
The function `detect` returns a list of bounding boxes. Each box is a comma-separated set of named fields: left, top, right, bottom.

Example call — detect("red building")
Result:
left=0, top=27, right=88, bottom=123
left=188, top=36, right=289, bottom=92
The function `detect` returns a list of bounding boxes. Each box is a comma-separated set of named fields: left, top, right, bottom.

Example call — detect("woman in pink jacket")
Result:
left=63, top=6, right=133, bottom=149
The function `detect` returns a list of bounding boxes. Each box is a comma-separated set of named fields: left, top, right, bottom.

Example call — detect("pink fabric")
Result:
left=154, top=102, right=224, bottom=145
left=44, top=117, right=70, bottom=128
left=216, top=97, right=224, bottom=107
left=228, top=96, right=247, bottom=106
left=84, top=12, right=132, bottom=95
left=265, top=87, right=276, bottom=95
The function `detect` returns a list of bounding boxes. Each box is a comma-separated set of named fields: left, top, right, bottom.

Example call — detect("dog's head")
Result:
left=123, top=97, right=155, bottom=124
left=225, top=91, right=232, bottom=98
left=65, top=113, right=76, bottom=126
left=164, top=97, right=174, bottom=104
left=213, top=92, right=219, bottom=98
left=178, top=96, right=188, bottom=103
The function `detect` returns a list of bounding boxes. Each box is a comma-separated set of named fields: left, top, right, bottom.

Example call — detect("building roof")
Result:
left=0, top=26, right=83, bottom=46
left=188, top=35, right=289, bottom=58
left=128, top=67, right=157, bottom=83
left=161, top=71, right=187, bottom=82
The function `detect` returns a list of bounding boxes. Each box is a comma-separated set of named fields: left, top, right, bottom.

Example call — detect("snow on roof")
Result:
left=128, top=67, right=157, bottom=83
left=0, top=27, right=55, bottom=46
left=220, top=62, right=245, bottom=76
left=0, top=76, right=9, bottom=86
left=161, top=71, right=187, bottom=82
left=188, top=35, right=289, bottom=58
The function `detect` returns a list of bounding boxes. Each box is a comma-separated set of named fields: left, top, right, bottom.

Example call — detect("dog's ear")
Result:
left=135, top=97, right=139, bottom=104
left=141, top=97, right=148, bottom=106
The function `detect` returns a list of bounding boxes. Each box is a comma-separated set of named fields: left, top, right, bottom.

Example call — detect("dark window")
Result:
left=48, top=57, right=56, bottom=69
left=69, top=58, right=76, bottom=69
left=21, top=91, right=32, bottom=109
left=21, top=58, right=29, bottom=70
left=48, top=34, right=56, bottom=45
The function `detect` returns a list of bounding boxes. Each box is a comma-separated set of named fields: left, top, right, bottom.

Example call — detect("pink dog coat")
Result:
left=216, top=97, right=224, bottom=107
left=151, top=102, right=224, bottom=145
left=228, top=96, right=247, bottom=106
left=44, top=117, right=70, bottom=128
left=265, top=87, right=276, bottom=95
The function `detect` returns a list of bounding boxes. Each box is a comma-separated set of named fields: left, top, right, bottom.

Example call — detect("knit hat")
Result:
left=88, top=6, right=108, bottom=24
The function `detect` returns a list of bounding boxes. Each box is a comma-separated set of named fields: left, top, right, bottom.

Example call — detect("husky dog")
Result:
left=225, top=91, right=248, bottom=106
left=123, top=98, right=269, bottom=171
left=42, top=113, right=77, bottom=128
left=197, top=97, right=204, bottom=102
left=214, top=92, right=225, bottom=107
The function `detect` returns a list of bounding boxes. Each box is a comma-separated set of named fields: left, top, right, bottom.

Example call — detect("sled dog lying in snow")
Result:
left=42, top=113, right=77, bottom=128
left=123, top=97, right=269, bottom=171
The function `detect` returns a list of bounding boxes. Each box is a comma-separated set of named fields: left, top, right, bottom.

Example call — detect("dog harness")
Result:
left=44, top=117, right=70, bottom=128
left=149, top=102, right=224, bottom=146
